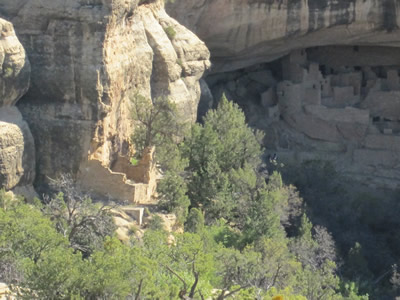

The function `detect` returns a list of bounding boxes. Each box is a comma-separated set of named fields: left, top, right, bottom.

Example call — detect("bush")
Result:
left=157, top=171, right=190, bottom=224
left=164, top=26, right=176, bottom=40
left=147, top=215, right=165, bottom=231
left=130, top=93, right=186, bottom=165
left=185, top=208, right=204, bottom=233
left=130, top=157, right=139, bottom=166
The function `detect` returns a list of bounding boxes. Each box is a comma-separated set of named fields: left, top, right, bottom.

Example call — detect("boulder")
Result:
left=0, top=18, right=30, bottom=107
left=0, top=107, right=35, bottom=189
left=361, top=91, right=400, bottom=121
left=304, top=105, right=369, bottom=124
left=364, top=134, right=400, bottom=152
left=285, top=113, right=339, bottom=142
left=0, top=19, right=33, bottom=192
left=337, top=122, right=368, bottom=142
left=0, top=282, right=14, bottom=300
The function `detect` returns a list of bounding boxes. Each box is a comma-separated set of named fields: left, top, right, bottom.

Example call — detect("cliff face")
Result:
left=167, top=0, right=400, bottom=190
left=0, top=18, right=34, bottom=197
left=0, top=0, right=209, bottom=201
left=167, top=0, right=400, bottom=72
left=4, top=0, right=400, bottom=194
left=0, top=19, right=30, bottom=107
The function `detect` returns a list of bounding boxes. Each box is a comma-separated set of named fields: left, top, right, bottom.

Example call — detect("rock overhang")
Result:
left=167, top=0, right=400, bottom=73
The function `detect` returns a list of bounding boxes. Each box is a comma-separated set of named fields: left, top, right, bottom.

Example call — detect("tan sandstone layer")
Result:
left=166, top=0, right=400, bottom=189
left=167, top=0, right=400, bottom=73
left=0, top=0, right=210, bottom=202
left=0, top=18, right=34, bottom=194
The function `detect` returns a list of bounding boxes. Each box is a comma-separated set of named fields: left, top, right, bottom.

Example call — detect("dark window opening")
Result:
left=373, top=116, right=380, bottom=122
left=320, top=65, right=327, bottom=75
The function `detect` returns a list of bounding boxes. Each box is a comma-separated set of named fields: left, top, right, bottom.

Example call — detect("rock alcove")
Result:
left=202, top=46, right=400, bottom=189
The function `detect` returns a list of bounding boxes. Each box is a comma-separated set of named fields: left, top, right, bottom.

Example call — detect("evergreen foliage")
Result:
left=185, top=208, right=204, bottom=233
left=0, top=94, right=371, bottom=299
left=130, top=93, right=186, bottom=166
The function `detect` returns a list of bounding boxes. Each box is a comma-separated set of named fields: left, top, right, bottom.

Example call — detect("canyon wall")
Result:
left=0, top=18, right=35, bottom=197
left=168, top=0, right=400, bottom=189
left=3, top=0, right=400, bottom=195
left=167, top=0, right=400, bottom=72
left=0, top=0, right=209, bottom=202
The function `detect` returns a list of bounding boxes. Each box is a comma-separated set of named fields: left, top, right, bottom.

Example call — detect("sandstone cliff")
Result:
left=168, top=0, right=400, bottom=189
left=0, top=0, right=209, bottom=202
left=167, top=0, right=400, bottom=72
left=4, top=0, right=400, bottom=194
left=0, top=18, right=30, bottom=107
left=0, top=18, right=34, bottom=196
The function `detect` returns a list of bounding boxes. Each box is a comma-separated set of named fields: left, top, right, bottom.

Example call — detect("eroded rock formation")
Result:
left=0, top=18, right=30, bottom=106
left=0, top=0, right=210, bottom=202
left=0, top=18, right=34, bottom=196
left=167, top=0, right=400, bottom=72
left=4, top=0, right=400, bottom=195
left=167, top=0, right=400, bottom=189
left=0, top=107, right=35, bottom=189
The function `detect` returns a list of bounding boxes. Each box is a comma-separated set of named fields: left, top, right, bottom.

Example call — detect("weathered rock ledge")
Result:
left=0, top=18, right=34, bottom=195
left=166, top=0, right=400, bottom=189
left=167, top=0, right=400, bottom=72
left=0, top=0, right=210, bottom=202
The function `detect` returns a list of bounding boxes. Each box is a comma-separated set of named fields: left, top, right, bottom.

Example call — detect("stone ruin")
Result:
left=78, top=147, right=158, bottom=205
left=205, top=46, right=400, bottom=189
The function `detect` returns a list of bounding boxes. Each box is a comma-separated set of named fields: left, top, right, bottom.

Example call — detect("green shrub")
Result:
left=164, top=26, right=176, bottom=40
left=147, top=214, right=165, bottom=231
left=3, top=67, right=13, bottom=78
left=130, top=157, right=139, bottom=166
left=185, top=208, right=204, bottom=233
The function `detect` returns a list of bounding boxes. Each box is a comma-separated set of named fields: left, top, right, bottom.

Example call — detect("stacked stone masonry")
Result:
left=0, top=0, right=210, bottom=204
left=206, top=46, right=400, bottom=189
left=277, top=49, right=400, bottom=189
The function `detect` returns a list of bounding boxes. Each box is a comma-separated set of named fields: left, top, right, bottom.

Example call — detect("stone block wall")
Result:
left=78, top=159, right=154, bottom=204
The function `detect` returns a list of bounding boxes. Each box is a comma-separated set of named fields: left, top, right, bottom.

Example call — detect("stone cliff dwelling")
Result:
left=0, top=0, right=210, bottom=203
left=3, top=0, right=400, bottom=200
left=205, top=46, right=400, bottom=189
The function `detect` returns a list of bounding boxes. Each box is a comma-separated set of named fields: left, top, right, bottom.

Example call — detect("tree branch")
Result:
left=164, top=264, right=187, bottom=294
left=188, top=261, right=199, bottom=298
left=218, top=285, right=250, bottom=300
left=135, top=279, right=144, bottom=300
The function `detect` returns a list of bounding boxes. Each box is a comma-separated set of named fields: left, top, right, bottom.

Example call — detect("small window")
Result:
left=320, top=65, right=326, bottom=75
left=372, top=116, right=380, bottom=122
